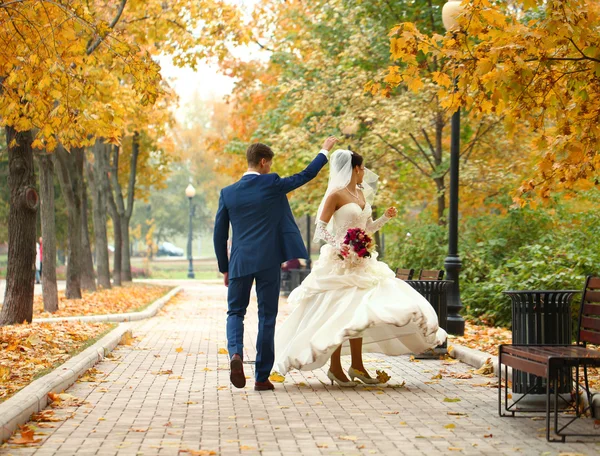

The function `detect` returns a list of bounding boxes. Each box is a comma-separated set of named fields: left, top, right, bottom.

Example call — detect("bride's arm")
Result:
left=315, top=193, right=341, bottom=248
left=366, top=206, right=397, bottom=233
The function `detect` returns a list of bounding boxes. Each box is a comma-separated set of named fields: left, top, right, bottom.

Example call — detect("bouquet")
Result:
left=338, top=228, right=374, bottom=261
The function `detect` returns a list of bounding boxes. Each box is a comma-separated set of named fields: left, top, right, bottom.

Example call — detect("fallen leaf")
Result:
left=119, top=332, right=134, bottom=346
left=474, top=358, right=494, bottom=376
left=448, top=447, right=463, bottom=451
left=269, top=372, right=286, bottom=383
left=10, top=426, right=42, bottom=445
left=447, top=412, right=468, bottom=416
left=217, top=348, right=228, bottom=355
left=444, top=423, right=456, bottom=429
left=443, top=398, right=461, bottom=403
left=175, top=347, right=184, bottom=353
left=180, top=450, right=216, bottom=456
left=240, top=446, right=255, bottom=450
left=339, top=435, right=358, bottom=441
left=484, top=434, right=493, bottom=438
left=0, top=365, right=11, bottom=382
left=316, top=443, right=329, bottom=448
left=376, top=370, right=391, bottom=383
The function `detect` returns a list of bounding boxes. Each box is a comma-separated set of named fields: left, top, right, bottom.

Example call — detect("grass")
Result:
left=131, top=257, right=221, bottom=280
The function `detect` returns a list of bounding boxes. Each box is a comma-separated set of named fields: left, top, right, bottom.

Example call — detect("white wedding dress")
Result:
left=274, top=202, right=447, bottom=375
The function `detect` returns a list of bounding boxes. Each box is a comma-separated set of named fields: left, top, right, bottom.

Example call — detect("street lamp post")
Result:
left=185, top=183, right=196, bottom=279
left=442, top=0, right=465, bottom=336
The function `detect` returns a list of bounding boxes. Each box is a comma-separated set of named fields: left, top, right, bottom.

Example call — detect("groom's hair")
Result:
left=246, top=143, right=274, bottom=166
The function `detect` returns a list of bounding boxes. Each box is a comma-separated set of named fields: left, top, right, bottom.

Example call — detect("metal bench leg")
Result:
left=583, top=364, right=595, bottom=418
left=546, top=373, right=551, bottom=442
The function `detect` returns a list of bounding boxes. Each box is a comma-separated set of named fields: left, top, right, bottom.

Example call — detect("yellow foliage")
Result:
left=378, top=0, right=600, bottom=201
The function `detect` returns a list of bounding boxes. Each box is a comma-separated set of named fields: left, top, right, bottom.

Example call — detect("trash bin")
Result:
left=405, top=279, right=451, bottom=334
left=290, top=268, right=310, bottom=291
left=504, top=290, right=579, bottom=394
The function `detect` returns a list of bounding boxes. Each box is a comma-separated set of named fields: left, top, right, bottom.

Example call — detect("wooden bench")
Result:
left=419, top=269, right=444, bottom=280
left=395, top=268, right=414, bottom=280
left=498, top=275, right=600, bottom=442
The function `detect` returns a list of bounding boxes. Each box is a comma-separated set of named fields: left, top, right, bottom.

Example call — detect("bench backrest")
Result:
left=577, top=276, right=600, bottom=346
left=396, top=268, right=414, bottom=280
left=419, top=269, right=444, bottom=280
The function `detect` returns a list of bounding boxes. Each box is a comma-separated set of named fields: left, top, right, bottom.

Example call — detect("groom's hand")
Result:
left=322, top=136, right=338, bottom=151
left=223, top=272, right=229, bottom=287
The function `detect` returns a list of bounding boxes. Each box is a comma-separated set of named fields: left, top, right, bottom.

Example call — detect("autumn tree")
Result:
left=214, top=0, right=533, bottom=224
left=378, top=0, right=600, bottom=202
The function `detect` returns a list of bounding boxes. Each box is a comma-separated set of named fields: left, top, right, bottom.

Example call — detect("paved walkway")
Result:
left=2, top=283, right=599, bottom=455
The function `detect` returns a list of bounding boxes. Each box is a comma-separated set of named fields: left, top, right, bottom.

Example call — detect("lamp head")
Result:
left=185, top=184, right=196, bottom=199
left=442, top=0, right=464, bottom=32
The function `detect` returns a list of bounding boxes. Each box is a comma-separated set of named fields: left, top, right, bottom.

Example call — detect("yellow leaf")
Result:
left=432, top=71, right=452, bottom=88
left=444, top=423, right=456, bottom=429
left=339, top=435, right=358, bottom=441
left=269, top=372, right=285, bottom=383
left=175, top=347, right=184, bottom=353
left=217, top=348, right=228, bottom=355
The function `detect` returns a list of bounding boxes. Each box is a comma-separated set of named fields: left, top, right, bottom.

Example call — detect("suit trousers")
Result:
left=226, top=265, right=281, bottom=382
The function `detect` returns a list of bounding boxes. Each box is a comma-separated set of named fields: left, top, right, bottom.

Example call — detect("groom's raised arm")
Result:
left=213, top=190, right=230, bottom=275
left=275, top=136, right=337, bottom=194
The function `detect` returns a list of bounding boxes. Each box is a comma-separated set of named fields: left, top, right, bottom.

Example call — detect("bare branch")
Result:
left=86, top=0, right=127, bottom=55
left=409, top=132, right=436, bottom=171
left=374, top=132, right=431, bottom=178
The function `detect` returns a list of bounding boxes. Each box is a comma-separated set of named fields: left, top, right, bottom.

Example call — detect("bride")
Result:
left=274, top=149, right=447, bottom=386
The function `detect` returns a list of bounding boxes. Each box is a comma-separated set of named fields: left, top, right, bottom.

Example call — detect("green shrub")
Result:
left=384, top=192, right=600, bottom=328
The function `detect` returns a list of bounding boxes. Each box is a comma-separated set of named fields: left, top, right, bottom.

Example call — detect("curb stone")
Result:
left=448, top=342, right=600, bottom=415
left=32, top=286, right=182, bottom=323
left=0, top=323, right=133, bottom=443
left=0, top=286, right=180, bottom=443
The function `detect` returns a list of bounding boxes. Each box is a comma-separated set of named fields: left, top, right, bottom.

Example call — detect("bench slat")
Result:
left=583, top=303, right=600, bottom=316
left=581, top=316, right=600, bottom=332
left=584, top=290, right=600, bottom=303
left=587, top=277, right=600, bottom=289
left=500, top=353, right=548, bottom=377
left=580, top=328, right=600, bottom=345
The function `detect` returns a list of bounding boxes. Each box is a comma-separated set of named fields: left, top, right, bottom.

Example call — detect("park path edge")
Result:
left=0, top=285, right=181, bottom=442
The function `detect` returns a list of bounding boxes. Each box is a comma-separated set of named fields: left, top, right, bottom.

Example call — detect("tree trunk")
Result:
left=434, top=177, right=446, bottom=226
left=0, top=127, right=37, bottom=326
left=105, top=145, right=122, bottom=286
left=87, top=140, right=111, bottom=289
left=435, top=112, right=446, bottom=226
left=110, top=134, right=139, bottom=283
left=80, top=166, right=97, bottom=291
left=121, top=216, right=132, bottom=281
left=55, top=145, right=83, bottom=299
left=37, top=153, right=59, bottom=313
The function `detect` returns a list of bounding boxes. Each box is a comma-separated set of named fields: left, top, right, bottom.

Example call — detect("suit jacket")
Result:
left=213, top=153, right=328, bottom=279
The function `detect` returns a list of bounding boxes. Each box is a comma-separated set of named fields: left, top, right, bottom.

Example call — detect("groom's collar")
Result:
left=242, top=171, right=260, bottom=177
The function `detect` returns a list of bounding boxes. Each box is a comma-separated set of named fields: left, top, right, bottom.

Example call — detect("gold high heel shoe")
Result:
left=348, top=367, right=380, bottom=384
left=327, top=370, right=357, bottom=387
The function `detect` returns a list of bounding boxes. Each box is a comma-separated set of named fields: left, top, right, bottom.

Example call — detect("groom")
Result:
left=213, top=137, right=337, bottom=391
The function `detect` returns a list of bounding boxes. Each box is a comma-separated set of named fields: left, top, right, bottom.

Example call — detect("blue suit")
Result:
left=213, top=152, right=328, bottom=381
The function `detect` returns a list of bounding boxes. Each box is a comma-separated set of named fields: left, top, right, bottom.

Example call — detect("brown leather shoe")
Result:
left=230, top=354, right=246, bottom=389
left=254, top=380, right=275, bottom=391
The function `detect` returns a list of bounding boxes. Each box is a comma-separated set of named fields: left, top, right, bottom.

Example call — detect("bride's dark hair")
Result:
left=351, top=151, right=363, bottom=169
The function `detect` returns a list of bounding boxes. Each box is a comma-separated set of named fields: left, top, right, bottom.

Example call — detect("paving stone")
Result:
left=2, top=282, right=599, bottom=455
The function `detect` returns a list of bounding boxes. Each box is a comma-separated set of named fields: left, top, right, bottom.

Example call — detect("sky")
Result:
left=158, top=0, right=263, bottom=123
left=158, top=57, right=235, bottom=121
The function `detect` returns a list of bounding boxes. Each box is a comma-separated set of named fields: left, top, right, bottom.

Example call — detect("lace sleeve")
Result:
left=366, top=215, right=390, bottom=234
left=315, top=220, right=340, bottom=248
